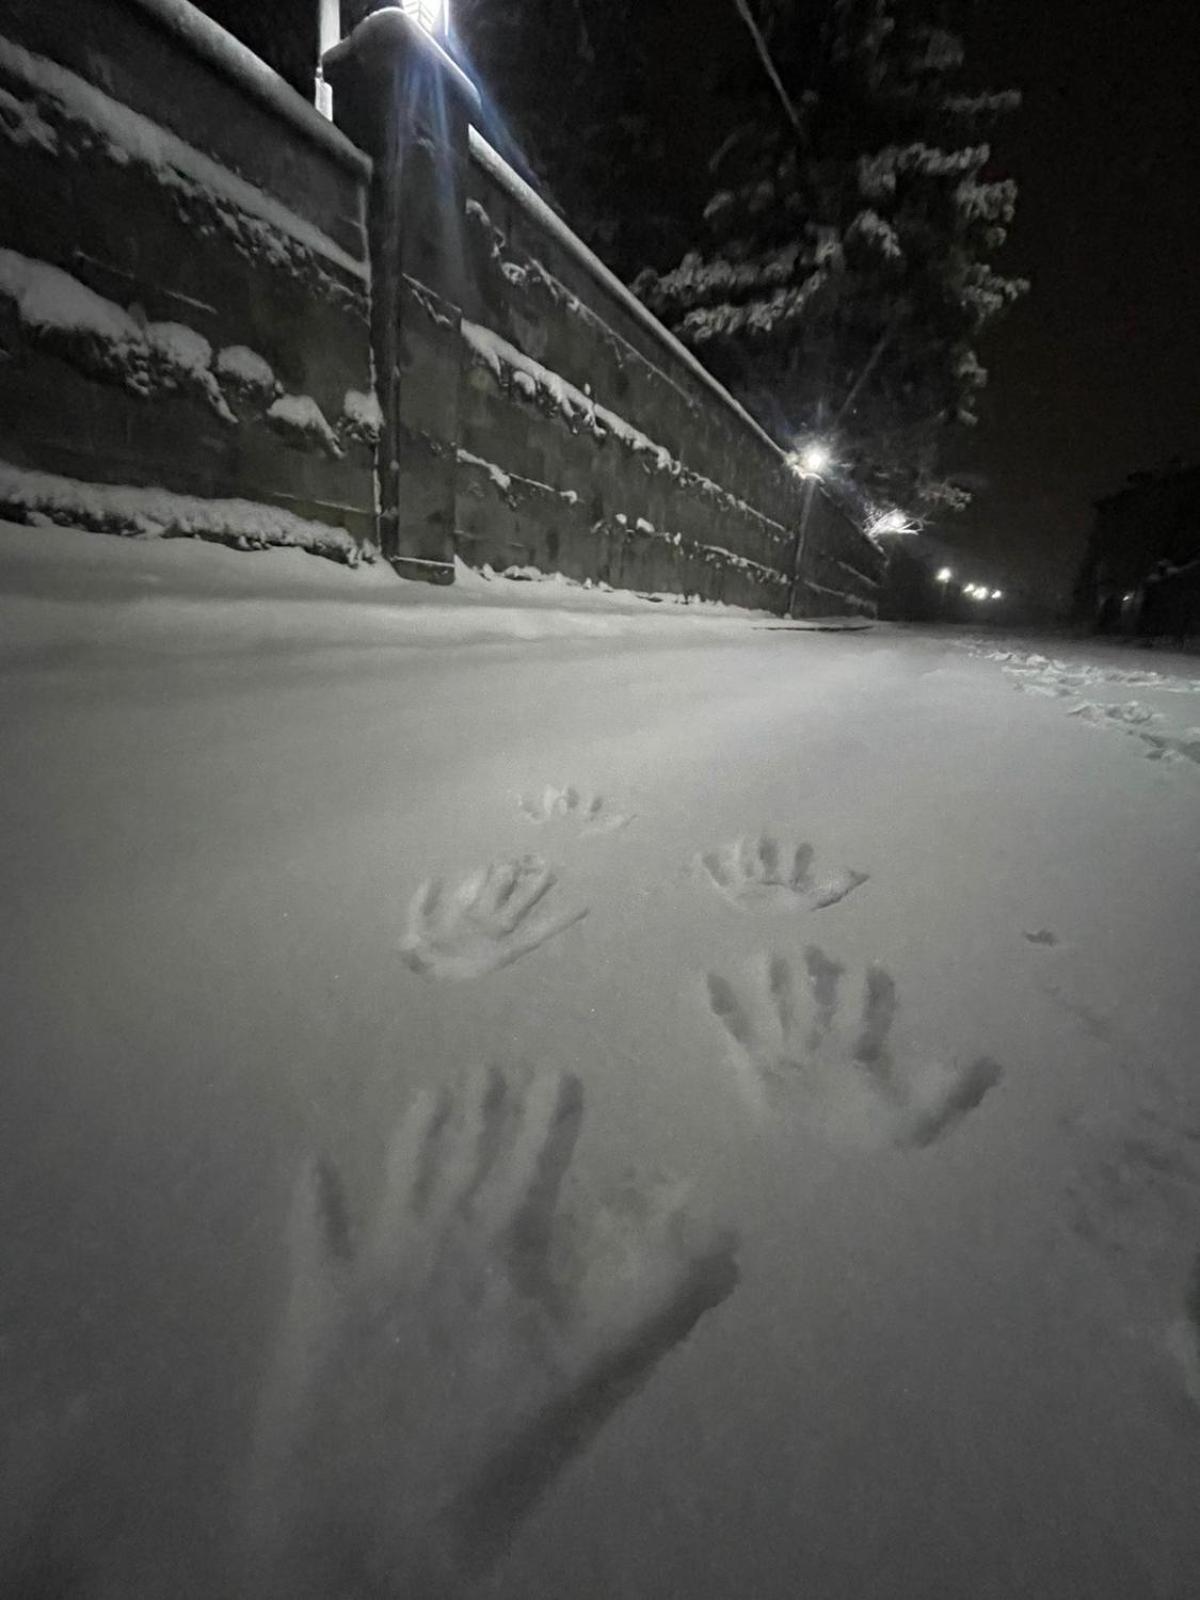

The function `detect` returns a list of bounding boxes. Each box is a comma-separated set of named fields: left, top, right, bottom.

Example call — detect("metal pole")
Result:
left=786, top=477, right=817, bottom=618
left=315, top=0, right=341, bottom=118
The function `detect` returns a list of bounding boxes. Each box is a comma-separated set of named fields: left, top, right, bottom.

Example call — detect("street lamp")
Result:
left=794, top=441, right=830, bottom=477
left=936, top=566, right=953, bottom=583
left=991, top=589, right=1002, bottom=601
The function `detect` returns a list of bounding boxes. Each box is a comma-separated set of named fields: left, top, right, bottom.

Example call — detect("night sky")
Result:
left=947, top=0, right=1200, bottom=602
left=629, top=0, right=1200, bottom=604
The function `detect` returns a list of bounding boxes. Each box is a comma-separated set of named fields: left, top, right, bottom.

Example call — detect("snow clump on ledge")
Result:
left=266, top=394, right=344, bottom=458
left=0, top=247, right=235, bottom=421
left=340, top=389, right=384, bottom=446
left=0, top=460, right=365, bottom=564
left=216, top=344, right=280, bottom=399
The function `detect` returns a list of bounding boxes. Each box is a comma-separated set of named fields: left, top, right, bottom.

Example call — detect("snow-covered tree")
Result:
left=634, top=0, right=1028, bottom=516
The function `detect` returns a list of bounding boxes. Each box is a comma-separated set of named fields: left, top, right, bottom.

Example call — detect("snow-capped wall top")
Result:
left=0, top=35, right=369, bottom=284
left=124, top=0, right=370, bottom=177
left=467, top=129, right=786, bottom=468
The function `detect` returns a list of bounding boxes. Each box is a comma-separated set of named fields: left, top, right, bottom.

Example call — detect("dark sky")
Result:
left=638, top=0, right=1200, bottom=602
left=947, top=0, right=1200, bottom=600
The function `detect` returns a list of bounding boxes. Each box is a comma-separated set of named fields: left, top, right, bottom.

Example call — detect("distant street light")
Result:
left=991, top=589, right=1003, bottom=601
left=936, top=567, right=953, bottom=583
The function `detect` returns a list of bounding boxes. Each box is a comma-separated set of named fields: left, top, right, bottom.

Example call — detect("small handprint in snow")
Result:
left=245, top=1065, right=739, bottom=1597
left=698, top=835, right=868, bottom=912
left=401, top=856, right=588, bottom=979
left=705, top=946, right=1002, bottom=1148
left=519, top=785, right=635, bottom=834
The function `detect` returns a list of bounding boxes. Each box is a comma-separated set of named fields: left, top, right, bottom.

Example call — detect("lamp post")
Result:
left=784, top=439, right=830, bottom=617
left=935, top=565, right=952, bottom=622
left=315, top=0, right=340, bottom=117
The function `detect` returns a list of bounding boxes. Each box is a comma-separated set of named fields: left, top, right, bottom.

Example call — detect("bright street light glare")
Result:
left=799, top=442, right=830, bottom=475
left=991, top=589, right=1002, bottom=600
left=401, top=0, right=446, bottom=33
left=936, top=566, right=952, bottom=583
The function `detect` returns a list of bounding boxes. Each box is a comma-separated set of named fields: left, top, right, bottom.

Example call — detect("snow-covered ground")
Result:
left=2, top=524, right=1199, bottom=1598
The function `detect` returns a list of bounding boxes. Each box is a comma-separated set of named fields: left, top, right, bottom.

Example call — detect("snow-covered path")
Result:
left=2, top=528, right=1199, bottom=1598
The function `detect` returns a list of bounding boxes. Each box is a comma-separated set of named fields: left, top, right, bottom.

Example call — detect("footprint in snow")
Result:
left=246, top=1064, right=738, bottom=1596
left=704, top=946, right=1002, bottom=1148
left=697, top=836, right=868, bottom=912
left=519, top=785, right=635, bottom=834
left=401, top=857, right=587, bottom=979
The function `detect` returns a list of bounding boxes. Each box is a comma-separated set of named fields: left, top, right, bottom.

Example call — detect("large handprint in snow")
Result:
left=706, top=946, right=1003, bottom=1148
left=245, top=1064, right=739, bottom=1597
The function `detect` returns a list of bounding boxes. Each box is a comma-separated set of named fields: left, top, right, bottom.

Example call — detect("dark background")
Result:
left=948, top=0, right=1200, bottom=601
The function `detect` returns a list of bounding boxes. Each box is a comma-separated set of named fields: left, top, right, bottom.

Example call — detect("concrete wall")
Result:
left=0, top=0, right=376, bottom=560
left=455, top=133, right=883, bottom=614
left=0, top=0, right=884, bottom=614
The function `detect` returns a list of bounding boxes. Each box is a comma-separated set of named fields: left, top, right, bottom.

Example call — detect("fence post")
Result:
left=324, top=11, right=479, bottom=582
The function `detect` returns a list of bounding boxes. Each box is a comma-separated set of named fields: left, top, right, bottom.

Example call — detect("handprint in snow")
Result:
left=245, top=1065, right=739, bottom=1598
left=401, top=856, right=588, bottom=979
left=518, top=785, right=635, bottom=834
left=705, top=946, right=1002, bottom=1148
left=698, top=836, right=868, bottom=912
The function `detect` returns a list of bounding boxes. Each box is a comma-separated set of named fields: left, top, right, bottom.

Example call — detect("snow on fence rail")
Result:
left=457, top=133, right=882, bottom=615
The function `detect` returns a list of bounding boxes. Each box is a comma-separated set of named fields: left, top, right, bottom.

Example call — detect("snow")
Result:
left=3, top=531, right=1200, bottom=1597
left=122, top=0, right=370, bottom=176
left=0, top=247, right=239, bottom=419
left=217, top=344, right=278, bottom=395
left=340, top=387, right=384, bottom=444
left=461, top=319, right=795, bottom=553
left=265, top=393, right=344, bottom=457
left=457, top=447, right=513, bottom=493
left=0, top=35, right=368, bottom=284
left=0, top=464, right=360, bottom=562
left=0, top=81, right=60, bottom=153
left=468, top=129, right=787, bottom=463
left=0, top=246, right=134, bottom=344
